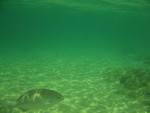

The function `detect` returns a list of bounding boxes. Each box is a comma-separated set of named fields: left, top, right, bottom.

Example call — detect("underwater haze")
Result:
left=0, top=0, right=150, bottom=113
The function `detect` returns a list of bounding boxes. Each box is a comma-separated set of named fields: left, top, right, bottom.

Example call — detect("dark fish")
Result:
left=5, top=89, right=64, bottom=113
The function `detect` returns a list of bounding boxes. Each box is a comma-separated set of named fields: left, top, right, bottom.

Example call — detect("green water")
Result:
left=0, top=1, right=150, bottom=113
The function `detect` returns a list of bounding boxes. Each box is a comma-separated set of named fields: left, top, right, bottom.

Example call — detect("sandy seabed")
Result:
left=0, top=52, right=149, bottom=113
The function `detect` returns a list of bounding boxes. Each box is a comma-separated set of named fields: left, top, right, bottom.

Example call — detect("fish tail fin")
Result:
left=6, top=103, right=16, bottom=113
left=0, top=99, right=16, bottom=113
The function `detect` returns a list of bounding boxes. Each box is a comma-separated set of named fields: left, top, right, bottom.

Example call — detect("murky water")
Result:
left=0, top=1, right=150, bottom=113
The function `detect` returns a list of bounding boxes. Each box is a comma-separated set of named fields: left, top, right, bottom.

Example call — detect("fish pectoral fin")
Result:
left=20, top=108, right=28, bottom=112
left=44, top=99, right=51, bottom=105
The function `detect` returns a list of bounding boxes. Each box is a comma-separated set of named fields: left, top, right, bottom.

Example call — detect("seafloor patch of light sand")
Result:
left=0, top=53, right=148, bottom=113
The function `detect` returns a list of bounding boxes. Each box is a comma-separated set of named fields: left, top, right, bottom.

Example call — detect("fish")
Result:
left=4, top=89, right=64, bottom=113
